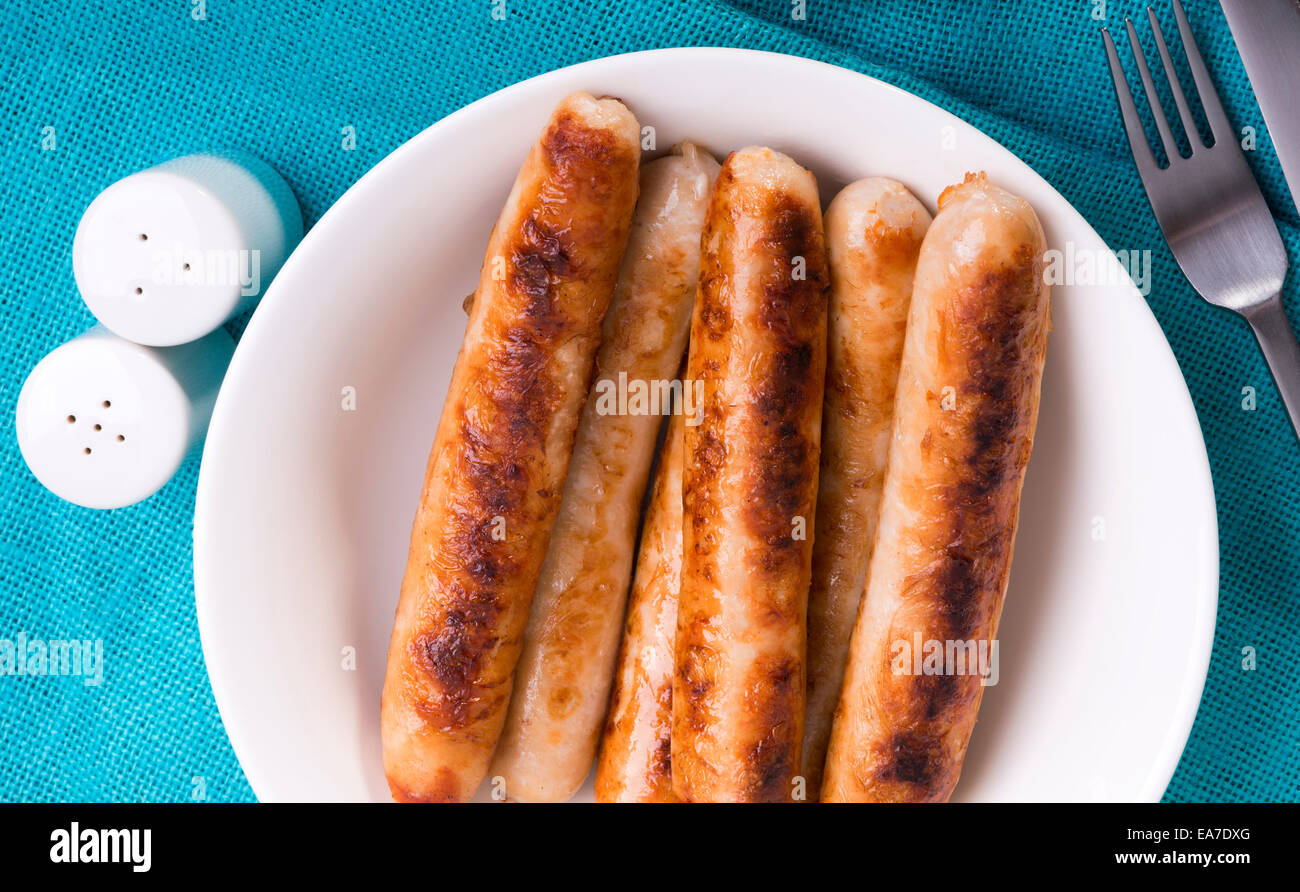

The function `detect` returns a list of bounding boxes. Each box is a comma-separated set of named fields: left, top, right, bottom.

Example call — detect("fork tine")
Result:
left=1103, top=28, right=1160, bottom=177
left=1125, top=16, right=1181, bottom=162
left=1171, top=0, right=1233, bottom=143
left=1147, top=6, right=1202, bottom=151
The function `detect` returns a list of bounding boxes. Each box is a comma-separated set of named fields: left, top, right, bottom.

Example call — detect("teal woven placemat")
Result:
left=1, top=0, right=1296, bottom=802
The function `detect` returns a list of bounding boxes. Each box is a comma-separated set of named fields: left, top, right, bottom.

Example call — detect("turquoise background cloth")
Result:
left=2, top=0, right=1296, bottom=802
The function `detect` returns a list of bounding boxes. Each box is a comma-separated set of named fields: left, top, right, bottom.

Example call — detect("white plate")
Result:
left=194, top=48, right=1218, bottom=803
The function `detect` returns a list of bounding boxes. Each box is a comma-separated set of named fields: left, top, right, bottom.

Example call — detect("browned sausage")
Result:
left=800, top=178, right=932, bottom=798
left=380, top=92, right=641, bottom=803
left=821, top=172, right=1050, bottom=802
left=671, top=146, right=829, bottom=803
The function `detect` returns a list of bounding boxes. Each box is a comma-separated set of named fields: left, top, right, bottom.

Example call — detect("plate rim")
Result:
left=194, top=46, right=1220, bottom=803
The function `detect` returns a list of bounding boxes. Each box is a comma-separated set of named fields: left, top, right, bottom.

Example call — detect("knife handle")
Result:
left=1243, top=292, right=1300, bottom=444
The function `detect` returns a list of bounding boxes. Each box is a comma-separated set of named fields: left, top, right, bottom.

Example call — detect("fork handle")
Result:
left=1242, top=293, right=1300, bottom=443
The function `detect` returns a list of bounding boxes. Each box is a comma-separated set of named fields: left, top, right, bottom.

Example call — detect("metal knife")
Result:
left=1220, top=0, right=1300, bottom=213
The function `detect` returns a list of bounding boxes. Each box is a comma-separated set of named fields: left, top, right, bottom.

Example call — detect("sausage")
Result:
left=380, top=91, right=641, bottom=803
left=800, top=178, right=932, bottom=798
left=489, top=144, right=720, bottom=802
left=820, top=172, right=1051, bottom=803
left=593, top=407, right=687, bottom=802
left=671, top=146, right=829, bottom=803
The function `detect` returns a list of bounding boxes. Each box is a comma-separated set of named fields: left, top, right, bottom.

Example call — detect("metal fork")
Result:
left=1103, top=0, right=1300, bottom=441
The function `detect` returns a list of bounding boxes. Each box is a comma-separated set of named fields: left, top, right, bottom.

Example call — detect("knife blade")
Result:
left=1220, top=0, right=1300, bottom=214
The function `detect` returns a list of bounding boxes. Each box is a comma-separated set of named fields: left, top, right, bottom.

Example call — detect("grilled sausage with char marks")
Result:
left=380, top=92, right=641, bottom=803
left=821, top=172, right=1050, bottom=803
left=671, top=146, right=829, bottom=803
